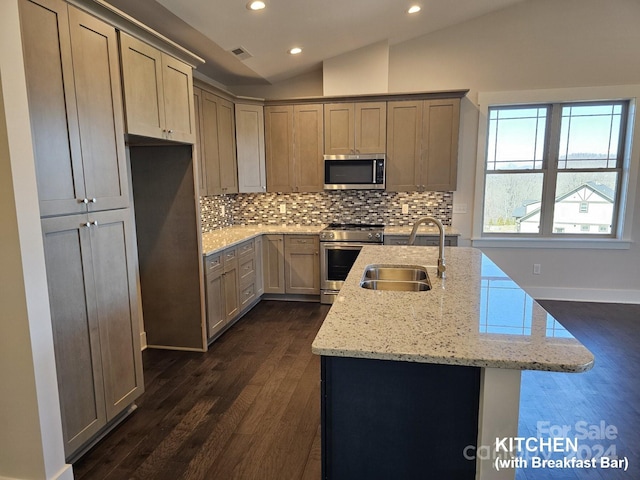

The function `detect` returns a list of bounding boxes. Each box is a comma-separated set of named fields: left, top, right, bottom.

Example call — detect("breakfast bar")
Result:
left=312, top=246, right=594, bottom=480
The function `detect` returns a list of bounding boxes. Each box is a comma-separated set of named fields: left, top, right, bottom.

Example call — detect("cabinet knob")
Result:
left=83, top=222, right=91, bottom=227
left=168, top=129, right=174, bottom=134
left=91, top=220, right=99, bottom=227
left=80, top=198, right=89, bottom=204
left=90, top=198, right=97, bottom=203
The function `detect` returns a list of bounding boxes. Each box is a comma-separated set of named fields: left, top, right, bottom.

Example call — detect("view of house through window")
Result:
left=483, top=101, right=626, bottom=236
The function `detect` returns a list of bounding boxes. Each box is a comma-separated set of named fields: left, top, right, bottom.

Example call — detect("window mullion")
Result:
left=540, top=104, right=561, bottom=235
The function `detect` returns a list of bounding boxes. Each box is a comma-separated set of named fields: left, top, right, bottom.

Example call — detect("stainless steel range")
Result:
left=320, top=223, right=384, bottom=304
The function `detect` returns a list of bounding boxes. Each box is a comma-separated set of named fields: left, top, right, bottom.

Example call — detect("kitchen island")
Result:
left=312, top=246, right=594, bottom=480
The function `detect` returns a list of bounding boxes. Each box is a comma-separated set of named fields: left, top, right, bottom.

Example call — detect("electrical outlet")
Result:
left=533, top=264, right=541, bottom=275
left=402, top=204, right=409, bottom=214
left=221, top=205, right=225, bottom=216
left=453, top=203, right=468, bottom=214
left=279, top=203, right=286, bottom=214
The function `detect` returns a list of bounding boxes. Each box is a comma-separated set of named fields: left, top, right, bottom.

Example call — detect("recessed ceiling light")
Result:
left=408, top=5, right=421, bottom=14
left=289, top=47, right=302, bottom=55
left=247, top=1, right=266, bottom=11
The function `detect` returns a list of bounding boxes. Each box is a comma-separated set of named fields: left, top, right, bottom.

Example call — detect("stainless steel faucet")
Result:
left=408, top=217, right=446, bottom=278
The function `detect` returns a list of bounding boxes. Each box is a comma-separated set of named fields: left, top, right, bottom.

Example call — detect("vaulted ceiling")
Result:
left=104, top=0, right=526, bottom=86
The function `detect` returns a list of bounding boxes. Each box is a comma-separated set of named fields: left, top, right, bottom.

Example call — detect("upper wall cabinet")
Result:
left=324, top=102, right=386, bottom=155
left=386, top=98, right=460, bottom=192
left=235, top=103, right=266, bottom=193
left=20, top=0, right=129, bottom=217
left=265, top=104, right=323, bottom=193
left=119, top=32, right=195, bottom=143
left=193, top=87, right=238, bottom=195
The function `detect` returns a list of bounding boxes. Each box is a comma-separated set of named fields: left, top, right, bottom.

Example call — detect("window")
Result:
left=482, top=101, right=627, bottom=237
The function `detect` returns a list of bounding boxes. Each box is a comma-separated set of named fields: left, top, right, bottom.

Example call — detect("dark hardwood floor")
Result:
left=72, top=299, right=640, bottom=480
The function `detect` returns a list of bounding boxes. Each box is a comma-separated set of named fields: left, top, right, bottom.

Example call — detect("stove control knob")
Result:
left=375, top=233, right=381, bottom=239
left=330, top=233, right=335, bottom=239
left=320, top=233, right=326, bottom=240
left=368, top=233, right=373, bottom=239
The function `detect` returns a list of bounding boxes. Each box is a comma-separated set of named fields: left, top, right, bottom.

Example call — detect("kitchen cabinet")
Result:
left=384, top=234, right=459, bottom=246
left=120, top=32, right=195, bottom=143
left=255, top=235, right=264, bottom=296
left=263, top=234, right=286, bottom=294
left=236, top=103, right=267, bottom=193
left=20, top=0, right=129, bottom=218
left=204, top=238, right=263, bottom=341
left=324, top=102, right=386, bottom=155
left=193, top=87, right=207, bottom=193
left=194, top=88, right=238, bottom=195
left=264, top=104, right=323, bottom=192
left=386, top=99, right=460, bottom=192
left=41, top=209, right=143, bottom=459
left=20, top=0, right=143, bottom=460
left=284, top=235, right=320, bottom=295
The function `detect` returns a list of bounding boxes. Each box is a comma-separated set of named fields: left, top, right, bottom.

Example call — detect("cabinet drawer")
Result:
left=287, top=236, right=316, bottom=246
left=205, top=253, right=223, bottom=275
left=239, top=256, right=256, bottom=285
left=238, top=239, right=255, bottom=258
left=240, top=282, right=256, bottom=311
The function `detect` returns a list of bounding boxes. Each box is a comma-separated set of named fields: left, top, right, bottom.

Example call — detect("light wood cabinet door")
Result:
left=222, top=248, right=240, bottom=323
left=265, top=106, right=294, bottom=192
left=254, top=235, right=264, bottom=296
left=42, top=213, right=106, bottom=457
left=119, top=32, right=165, bottom=139
left=88, top=210, right=144, bottom=420
left=204, top=254, right=225, bottom=339
left=294, top=104, right=324, bottom=192
left=161, top=54, right=196, bottom=143
left=193, top=87, right=207, bottom=193
left=263, top=234, right=285, bottom=294
left=20, top=0, right=85, bottom=217
left=325, top=102, right=386, bottom=155
left=324, top=103, right=354, bottom=155
left=68, top=6, right=129, bottom=213
left=284, top=235, right=320, bottom=295
left=236, top=103, right=267, bottom=193
left=422, top=99, right=460, bottom=191
left=386, top=101, right=422, bottom=192
left=201, top=92, right=238, bottom=195
left=20, top=0, right=128, bottom=216
left=355, top=102, right=387, bottom=154
left=120, top=32, right=195, bottom=143
left=42, top=209, right=143, bottom=458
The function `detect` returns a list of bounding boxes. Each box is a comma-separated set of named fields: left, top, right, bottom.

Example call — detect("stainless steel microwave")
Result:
left=323, top=154, right=385, bottom=190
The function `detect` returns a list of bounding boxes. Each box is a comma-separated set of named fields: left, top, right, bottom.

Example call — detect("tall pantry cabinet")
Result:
left=19, top=0, right=143, bottom=460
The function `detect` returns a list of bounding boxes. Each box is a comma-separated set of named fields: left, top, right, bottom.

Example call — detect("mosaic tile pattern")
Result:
left=200, top=191, right=452, bottom=232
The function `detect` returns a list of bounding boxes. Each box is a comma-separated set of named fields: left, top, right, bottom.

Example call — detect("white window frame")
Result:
left=473, top=85, right=640, bottom=250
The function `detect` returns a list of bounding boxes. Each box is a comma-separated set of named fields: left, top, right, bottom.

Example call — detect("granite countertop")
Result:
left=384, top=225, right=460, bottom=236
left=311, top=246, right=594, bottom=373
left=202, top=225, right=326, bottom=256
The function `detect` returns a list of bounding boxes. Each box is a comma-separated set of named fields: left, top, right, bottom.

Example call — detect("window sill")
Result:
left=471, top=237, right=632, bottom=250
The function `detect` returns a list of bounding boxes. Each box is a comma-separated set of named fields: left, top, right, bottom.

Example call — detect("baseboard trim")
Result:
left=0, top=464, right=73, bottom=480
left=140, top=331, right=147, bottom=351
left=528, top=286, right=640, bottom=304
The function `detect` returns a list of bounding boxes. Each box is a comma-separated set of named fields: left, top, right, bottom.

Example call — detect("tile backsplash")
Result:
left=201, top=191, right=452, bottom=233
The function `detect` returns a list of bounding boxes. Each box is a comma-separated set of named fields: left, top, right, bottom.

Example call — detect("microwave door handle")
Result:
left=372, top=160, right=376, bottom=182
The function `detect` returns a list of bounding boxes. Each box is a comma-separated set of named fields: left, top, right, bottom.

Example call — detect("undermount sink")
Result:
left=360, top=265, right=431, bottom=291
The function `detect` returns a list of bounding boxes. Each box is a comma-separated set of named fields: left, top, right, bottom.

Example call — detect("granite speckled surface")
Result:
left=202, top=225, right=326, bottom=256
left=383, top=225, right=460, bottom=236
left=312, top=246, right=594, bottom=373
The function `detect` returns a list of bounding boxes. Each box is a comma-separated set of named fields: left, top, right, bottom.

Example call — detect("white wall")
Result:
left=0, top=1, right=72, bottom=478
left=323, top=41, right=389, bottom=96
left=387, top=0, right=640, bottom=302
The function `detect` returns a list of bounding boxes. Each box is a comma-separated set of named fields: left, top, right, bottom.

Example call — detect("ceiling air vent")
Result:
left=229, top=46, right=252, bottom=60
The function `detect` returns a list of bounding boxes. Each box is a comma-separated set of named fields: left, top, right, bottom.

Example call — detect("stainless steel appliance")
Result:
left=320, top=223, right=384, bottom=304
left=324, top=154, right=385, bottom=190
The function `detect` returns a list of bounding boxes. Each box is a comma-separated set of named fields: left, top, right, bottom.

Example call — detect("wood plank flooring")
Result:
left=72, top=299, right=640, bottom=480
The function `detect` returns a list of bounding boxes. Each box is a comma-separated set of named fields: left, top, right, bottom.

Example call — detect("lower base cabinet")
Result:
left=41, top=209, right=144, bottom=459
left=205, top=238, right=261, bottom=341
